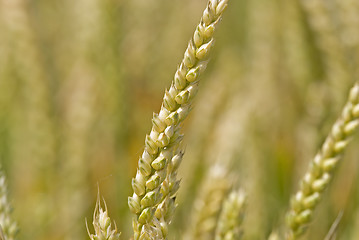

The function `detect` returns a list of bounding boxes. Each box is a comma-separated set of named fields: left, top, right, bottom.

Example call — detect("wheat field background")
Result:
left=0, top=0, right=359, bottom=239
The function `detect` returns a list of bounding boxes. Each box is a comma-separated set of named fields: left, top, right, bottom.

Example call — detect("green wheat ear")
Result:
left=285, top=82, right=359, bottom=239
left=128, top=0, right=229, bottom=239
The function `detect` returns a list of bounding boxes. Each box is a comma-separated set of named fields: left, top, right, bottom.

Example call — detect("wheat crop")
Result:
left=0, top=0, right=359, bottom=239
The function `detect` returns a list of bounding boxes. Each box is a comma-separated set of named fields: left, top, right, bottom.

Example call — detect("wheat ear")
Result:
left=334, top=0, right=359, bottom=55
left=87, top=194, right=120, bottom=240
left=300, top=0, right=352, bottom=102
left=128, top=1, right=229, bottom=239
left=267, top=232, right=280, bottom=240
left=184, top=166, right=230, bottom=240
left=1, top=1, right=56, bottom=236
left=286, top=82, right=359, bottom=239
left=0, top=168, right=18, bottom=240
left=215, top=189, right=246, bottom=240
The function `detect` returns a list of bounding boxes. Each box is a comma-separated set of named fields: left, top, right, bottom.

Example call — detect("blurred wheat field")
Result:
left=0, top=0, right=359, bottom=239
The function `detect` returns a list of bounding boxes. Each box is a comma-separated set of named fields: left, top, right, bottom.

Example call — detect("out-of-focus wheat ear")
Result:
left=268, top=231, right=280, bottom=240
left=285, top=82, right=359, bottom=239
left=184, top=166, right=231, bottom=240
left=333, top=0, right=359, bottom=71
left=0, top=168, right=18, bottom=240
left=128, top=0, right=230, bottom=239
left=237, top=0, right=281, bottom=236
left=0, top=0, right=57, bottom=237
left=215, top=189, right=246, bottom=240
left=300, top=0, right=353, bottom=105
left=58, top=0, right=102, bottom=238
left=87, top=192, right=120, bottom=240
left=0, top=227, right=4, bottom=240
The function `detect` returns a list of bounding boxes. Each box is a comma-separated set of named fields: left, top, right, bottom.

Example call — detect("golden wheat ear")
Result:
left=285, top=82, right=359, bottom=239
left=128, top=0, right=230, bottom=239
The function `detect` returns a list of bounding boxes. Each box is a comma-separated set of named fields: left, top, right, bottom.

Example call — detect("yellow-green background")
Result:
left=0, top=0, right=359, bottom=239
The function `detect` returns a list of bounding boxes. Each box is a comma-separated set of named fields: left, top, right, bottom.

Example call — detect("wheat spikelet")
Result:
left=128, top=0, right=229, bottom=239
left=286, top=82, right=359, bottom=239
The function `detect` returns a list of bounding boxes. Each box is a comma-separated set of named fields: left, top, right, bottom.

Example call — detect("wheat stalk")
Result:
left=286, top=81, right=359, bottom=239
left=128, top=0, right=229, bottom=239
left=323, top=211, right=343, bottom=240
